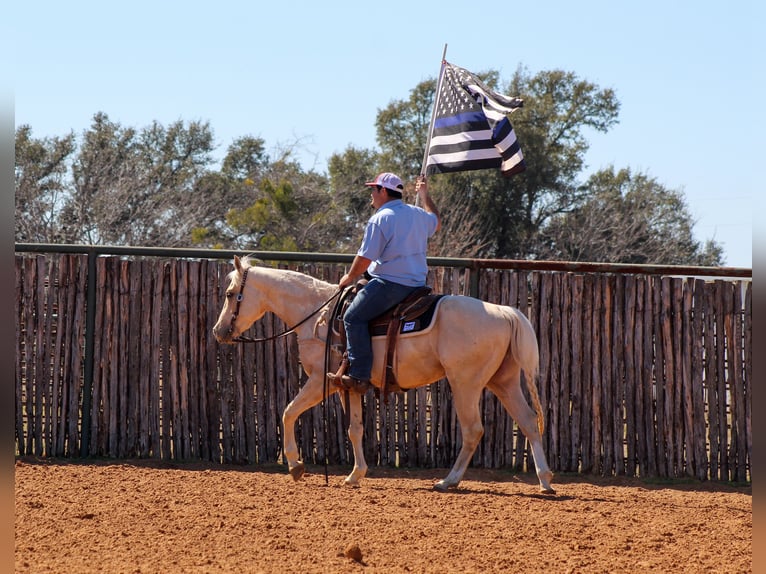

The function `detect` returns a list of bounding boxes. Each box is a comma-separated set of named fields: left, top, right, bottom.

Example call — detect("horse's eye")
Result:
left=226, top=291, right=233, bottom=299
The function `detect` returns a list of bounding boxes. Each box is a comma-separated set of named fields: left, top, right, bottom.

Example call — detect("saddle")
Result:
left=328, top=280, right=444, bottom=402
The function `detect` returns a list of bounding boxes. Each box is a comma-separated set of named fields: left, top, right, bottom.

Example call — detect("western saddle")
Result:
left=327, top=280, right=444, bottom=402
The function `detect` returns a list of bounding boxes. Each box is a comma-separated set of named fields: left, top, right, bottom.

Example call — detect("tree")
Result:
left=189, top=136, right=273, bottom=248
left=219, top=172, right=340, bottom=252
left=533, top=166, right=724, bottom=265
left=14, top=126, right=76, bottom=243
left=374, top=80, right=435, bottom=176
left=369, top=67, right=620, bottom=258
left=191, top=141, right=339, bottom=252
left=221, top=136, right=269, bottom=181
left=419, top=172, right=496, bottom=257
left=500, top=68, right=620, bottom=256
left=60, top=113, right=215, bottom=245
left=326, top=145, right=381, bottom=250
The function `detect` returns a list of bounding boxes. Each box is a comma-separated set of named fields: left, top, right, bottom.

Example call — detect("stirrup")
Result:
left=327, top=372, right=370, bottom=393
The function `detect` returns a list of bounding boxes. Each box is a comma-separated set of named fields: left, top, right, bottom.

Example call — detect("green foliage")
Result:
left=534, top=166, right=724, bottom=265
left=486, top=67, right=620, bottom=256
left=15, top=125, right=76, bottom=242
left=375, top=80, right=435, bottom=176
left=326, top=145, right=380, bottom=245
left=223, top=178, right=298, bottom=249
left=48, top=112, right=217, bottom=245
left=190, top=226, right=210, bottom=244
left=221, top=136, right=269, bottom=181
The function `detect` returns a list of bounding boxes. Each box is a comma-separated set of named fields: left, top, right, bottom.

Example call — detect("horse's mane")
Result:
left=226, top=255, right=261, bottom=285
left=239, top=254, right=258, bottom=268
left=228, top=255, right=336, bottom=292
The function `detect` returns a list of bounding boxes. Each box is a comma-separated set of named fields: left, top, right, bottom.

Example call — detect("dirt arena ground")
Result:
left=15, top=457, right=751, bottom=573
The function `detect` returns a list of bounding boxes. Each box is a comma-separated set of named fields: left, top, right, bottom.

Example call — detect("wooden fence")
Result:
left=14, top=250, right=752, bottom=482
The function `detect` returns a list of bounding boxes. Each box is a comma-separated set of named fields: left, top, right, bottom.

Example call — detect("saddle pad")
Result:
left=369, top=295, right=445, bottom=337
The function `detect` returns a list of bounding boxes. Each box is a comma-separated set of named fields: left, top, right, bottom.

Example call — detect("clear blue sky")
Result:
left=11, top=0, right=760, bottom=268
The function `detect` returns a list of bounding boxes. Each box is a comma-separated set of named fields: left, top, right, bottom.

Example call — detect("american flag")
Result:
left=424, top=62, right=526, bottom=177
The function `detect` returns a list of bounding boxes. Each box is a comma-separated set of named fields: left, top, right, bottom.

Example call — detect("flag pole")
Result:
left=420, top=43, right=448, bottom=177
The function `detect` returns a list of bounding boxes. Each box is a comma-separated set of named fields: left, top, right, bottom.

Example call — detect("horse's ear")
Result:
left=234, top=255, right=242, bottom=273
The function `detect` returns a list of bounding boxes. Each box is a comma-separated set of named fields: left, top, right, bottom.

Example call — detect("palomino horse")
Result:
left=213, top=256, right=555, bottom=494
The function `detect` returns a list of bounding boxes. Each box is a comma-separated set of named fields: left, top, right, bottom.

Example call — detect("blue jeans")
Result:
left=344, top=277, right=419, bottom=380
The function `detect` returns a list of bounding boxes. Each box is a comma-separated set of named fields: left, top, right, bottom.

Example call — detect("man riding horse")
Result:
left=328, top=172, right=441, bottom=394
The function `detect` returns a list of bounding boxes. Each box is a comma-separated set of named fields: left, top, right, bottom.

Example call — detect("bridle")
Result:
left=226, top=266, right=342, bottom=343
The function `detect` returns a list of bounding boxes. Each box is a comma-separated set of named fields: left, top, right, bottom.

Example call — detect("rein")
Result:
left=229, top=266, right=342, bottom=343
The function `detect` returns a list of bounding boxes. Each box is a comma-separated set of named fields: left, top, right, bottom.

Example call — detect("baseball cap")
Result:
left=364, top=172, right=404, bottom=193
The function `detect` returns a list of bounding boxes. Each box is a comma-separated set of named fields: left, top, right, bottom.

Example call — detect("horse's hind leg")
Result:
left=487, top=368, right=555, bottom=494
left=434, top=384, right=484, bottom=492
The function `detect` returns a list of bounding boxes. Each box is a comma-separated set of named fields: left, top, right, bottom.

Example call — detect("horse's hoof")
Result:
left=289, top=462, right=305, bottom=481
left=538, top=470, right=555, bottom=494
left=433, top=481, right=451, bottom=493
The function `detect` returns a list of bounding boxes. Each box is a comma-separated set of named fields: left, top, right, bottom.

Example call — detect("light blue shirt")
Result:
left=357, top=199, right=439, bottom=287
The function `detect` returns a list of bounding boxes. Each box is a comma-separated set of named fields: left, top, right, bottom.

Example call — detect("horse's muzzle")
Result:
left=212, top=323, right=235, bottom=344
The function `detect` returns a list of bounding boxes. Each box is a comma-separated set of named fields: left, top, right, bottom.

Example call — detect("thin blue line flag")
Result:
left=425, top=62, right=526, bottom=177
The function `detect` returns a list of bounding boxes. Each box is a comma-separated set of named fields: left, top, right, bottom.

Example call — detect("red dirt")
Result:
left=15, top=457, right=751, bottom=573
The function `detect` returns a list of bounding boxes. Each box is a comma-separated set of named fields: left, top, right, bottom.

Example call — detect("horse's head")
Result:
left=213, top=255, right=267, bottom=343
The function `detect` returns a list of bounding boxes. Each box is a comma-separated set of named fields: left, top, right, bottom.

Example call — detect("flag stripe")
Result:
left=432, top=122, right=492, bottom=137
left=501, top=151, right=524, bottom=171
left=427, top=147, right=506, bottom=164
left=494, top=127, right=520, bottom=154
left=426, top=156, right=503, bottom=174
left=427, top=137, right=522, bottom=166
left=492, top=119, right=517, bottom=149
left=429, top=130, right=497, bottom=148
left=432, top=110, right=489, bottom=130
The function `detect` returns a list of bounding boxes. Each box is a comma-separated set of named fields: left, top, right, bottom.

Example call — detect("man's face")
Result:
left=370, top=185, right=387, bottom=209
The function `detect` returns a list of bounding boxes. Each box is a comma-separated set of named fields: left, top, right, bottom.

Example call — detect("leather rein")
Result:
left=228, top=266, right=342, bottom=344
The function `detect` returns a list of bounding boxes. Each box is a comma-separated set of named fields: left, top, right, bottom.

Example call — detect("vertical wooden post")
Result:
left=80, top=249, right=97, bottom=457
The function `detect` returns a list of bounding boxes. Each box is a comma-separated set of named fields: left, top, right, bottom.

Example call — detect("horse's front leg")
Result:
left=342, top=391, right=368, bottom=486
left=282, top=374, right=326, bottom=481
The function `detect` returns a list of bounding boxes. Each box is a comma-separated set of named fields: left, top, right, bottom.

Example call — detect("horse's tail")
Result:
left=504, top=307, right=544, bottom=438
